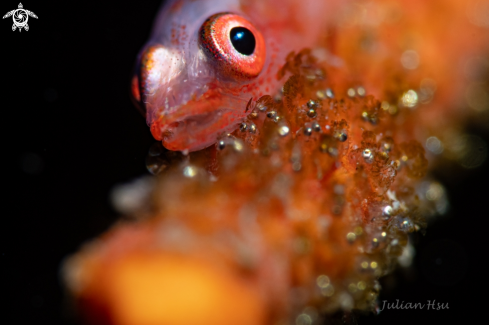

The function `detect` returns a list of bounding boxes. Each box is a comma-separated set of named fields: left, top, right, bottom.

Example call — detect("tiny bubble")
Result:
left=183, top=166, right=198, bottom=178
left=307, top=100, right=318, bottom=108
left=307, top=108, right=317, bottom=118
left=240, top=123, right=247, bottom=132
left=363, top=148, right=374, bottom=163
left=292, top=161, right=302, bottom=171
left=357, top=86, right=366, bottom=96
left=383, top=206, right=393, bottom=218
left=258, top=105, right=268, bottom=112
left=249, top=124, right=257, bottom=133
left=278, top=125, right=290, bottom=136
left=334, top=131, right=348, bottom=142
left=312, top=122, right=321, bottom=132
left=304, top=126, right=313, bottom=136
left=217, top=140, right=226, bottom=150
left=326, top=88, right=334, bottom=98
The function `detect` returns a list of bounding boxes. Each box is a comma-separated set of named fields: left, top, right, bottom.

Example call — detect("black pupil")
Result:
left=230, top=27, right=255, bottom=56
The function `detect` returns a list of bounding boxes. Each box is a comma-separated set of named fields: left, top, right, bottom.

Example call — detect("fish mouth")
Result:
left=160, top=108, right=243, bottom=151
left=150, top=90, right=248, bottom=151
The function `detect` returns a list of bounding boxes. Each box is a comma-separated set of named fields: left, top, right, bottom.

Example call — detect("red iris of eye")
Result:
left=199, top=12, right=266, bottom=80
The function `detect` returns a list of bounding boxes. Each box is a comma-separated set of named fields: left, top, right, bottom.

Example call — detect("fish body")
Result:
left=132, top=0, right=333, bottom=151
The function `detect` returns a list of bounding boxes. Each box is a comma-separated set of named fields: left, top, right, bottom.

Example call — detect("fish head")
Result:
left=131, top=0, right=332, bottom=151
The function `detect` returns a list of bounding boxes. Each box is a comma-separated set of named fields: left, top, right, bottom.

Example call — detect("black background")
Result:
left=1, top=1, right=487, bottom=325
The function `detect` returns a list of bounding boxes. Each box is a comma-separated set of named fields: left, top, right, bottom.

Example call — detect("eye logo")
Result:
left=3, top=3, right=38, bottom=32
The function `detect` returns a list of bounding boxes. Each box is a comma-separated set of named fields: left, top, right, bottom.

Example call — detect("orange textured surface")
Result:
left=63, top=1, right=488, bottom=325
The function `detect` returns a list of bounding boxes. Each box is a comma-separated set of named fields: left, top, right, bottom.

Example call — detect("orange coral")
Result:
left=63, top=1, right=488, bottom=325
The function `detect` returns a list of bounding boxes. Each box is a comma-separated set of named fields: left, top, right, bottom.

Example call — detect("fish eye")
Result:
left=199, top=12, right=266, bottom=79
left=230, top=27, right=256, bottom=55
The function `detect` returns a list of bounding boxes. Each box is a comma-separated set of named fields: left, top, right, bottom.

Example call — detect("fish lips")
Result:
left=150, top=91, right=248, bottom=152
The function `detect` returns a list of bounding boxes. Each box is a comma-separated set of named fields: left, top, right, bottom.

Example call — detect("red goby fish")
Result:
left=131, top=0, right=340, bottom=151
